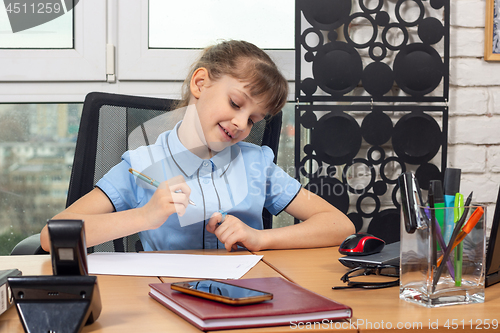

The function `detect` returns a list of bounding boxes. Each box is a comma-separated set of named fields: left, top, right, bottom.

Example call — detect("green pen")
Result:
left=129, top=168, right=196, bottom=206
left=454, top=193, right=464, bottom=286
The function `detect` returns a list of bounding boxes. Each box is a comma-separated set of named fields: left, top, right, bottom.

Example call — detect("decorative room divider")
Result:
left=294, top=0, right=450, bottom=243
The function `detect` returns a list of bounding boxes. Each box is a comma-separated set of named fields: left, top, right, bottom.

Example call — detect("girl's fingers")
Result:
left=206, top=212, right=224, bottom=233
left=170, top=192, right=189, bottom=216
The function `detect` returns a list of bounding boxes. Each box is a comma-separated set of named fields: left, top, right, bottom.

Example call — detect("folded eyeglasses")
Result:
left=332, top=264, right=399, bottom=290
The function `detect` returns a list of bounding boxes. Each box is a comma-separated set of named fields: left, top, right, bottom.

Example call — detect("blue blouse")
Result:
left=96, top=122, right=301, bottom=250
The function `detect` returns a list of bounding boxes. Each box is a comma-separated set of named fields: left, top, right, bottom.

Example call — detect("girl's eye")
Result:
left=230, top=99, right=240, bottom=109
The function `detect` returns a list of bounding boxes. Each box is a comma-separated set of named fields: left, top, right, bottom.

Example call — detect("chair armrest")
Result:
left=10, top=233, right=48, bottom=255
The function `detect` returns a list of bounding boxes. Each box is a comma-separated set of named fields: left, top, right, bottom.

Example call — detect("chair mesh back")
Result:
left=91, top=106, right=173, bottom=253
left=245, top=119, right=265, bottom=146
left=94, top=106, right=127, bottom=184
left=70, top=92, right=281, bottom=253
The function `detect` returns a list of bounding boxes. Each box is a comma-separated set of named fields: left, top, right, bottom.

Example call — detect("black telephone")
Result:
left=8, top=219, right=101, bottom=333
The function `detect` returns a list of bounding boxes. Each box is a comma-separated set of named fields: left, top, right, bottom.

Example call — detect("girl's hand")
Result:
left=206, top=212, right=263, bottom=252
left=142, top=175, right=191, bottom=229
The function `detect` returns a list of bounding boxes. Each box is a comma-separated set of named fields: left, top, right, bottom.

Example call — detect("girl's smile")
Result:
left=219, top=124, right=234, bottom=141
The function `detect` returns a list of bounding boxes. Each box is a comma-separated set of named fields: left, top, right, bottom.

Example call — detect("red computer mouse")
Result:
left=338, top=233, right=385, bottom=256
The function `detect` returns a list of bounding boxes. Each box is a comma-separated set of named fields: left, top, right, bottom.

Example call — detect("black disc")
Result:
left=418, top=17, right=444, bottom=45
left=300, top=0, right=352, bottom=30
left=311, top=112, right=362, bottom=165
left=415, top=162, right=442, bottom=190
left=312, top=42, right=363, bottom=96
left=393, top=43, right=443, bottom=97
left=367, top=208, right=400, bottom=244
left=362, top=62, right=395, bottom=97
left=392, top=112, right=442, bottom=165
left=361, top=110, right=393, bottom=145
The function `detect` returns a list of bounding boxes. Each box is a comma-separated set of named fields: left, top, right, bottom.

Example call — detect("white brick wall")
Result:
left=450, top=0, right=500, bottom=227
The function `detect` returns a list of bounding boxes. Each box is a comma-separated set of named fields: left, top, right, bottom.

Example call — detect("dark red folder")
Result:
left=149, top=277, right=352, bottom=331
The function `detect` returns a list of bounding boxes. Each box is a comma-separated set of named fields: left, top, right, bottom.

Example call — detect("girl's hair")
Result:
left=175, top=40, right=288, bottom=116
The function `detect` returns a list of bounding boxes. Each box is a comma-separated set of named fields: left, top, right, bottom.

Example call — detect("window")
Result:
left=0, top=1, right=73, bottom=49
left=0, top=0, right=106, bottom=84
left=148, top=0, right=294, bottom=50
left=0, top=104, right=82, bottom=255
left=274, top=103, right=296, bottom=228
left=118, top=0, right=294, bottom=82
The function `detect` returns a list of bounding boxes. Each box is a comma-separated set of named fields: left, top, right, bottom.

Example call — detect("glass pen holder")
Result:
left=400, top=205, right=486, bottom=307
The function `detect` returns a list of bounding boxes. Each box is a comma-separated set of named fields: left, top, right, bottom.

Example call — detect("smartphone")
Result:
left=170, top=279, right=273, bottom=305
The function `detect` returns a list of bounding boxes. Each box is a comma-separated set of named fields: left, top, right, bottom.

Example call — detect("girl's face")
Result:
left=191, top=69, right=268, bottom=153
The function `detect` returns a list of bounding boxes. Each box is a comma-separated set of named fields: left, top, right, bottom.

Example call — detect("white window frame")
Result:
left=0, top=0, right=106, bottom=82
left=0, top=0, right=106, bottom=103
left=0, top=0, right=295, bottom=103
left=117, top=0, right=295, bottom=82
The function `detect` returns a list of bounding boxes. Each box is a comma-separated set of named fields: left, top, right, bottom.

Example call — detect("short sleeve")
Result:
left=261, top=146, right=301, bottom=215
left=95, top=151, right=146, bottom=212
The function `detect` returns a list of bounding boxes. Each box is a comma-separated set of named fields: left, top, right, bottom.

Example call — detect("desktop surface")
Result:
left=0, top=251, right=353, bottom=333
left=4, top=248, right=498, bottom=332
left=0, top=255, right=198, bottom=333
left=255, top=247, right=500, bottom=332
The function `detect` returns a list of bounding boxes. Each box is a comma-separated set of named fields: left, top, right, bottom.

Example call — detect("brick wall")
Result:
left=448, top=0, right=500, bottom=226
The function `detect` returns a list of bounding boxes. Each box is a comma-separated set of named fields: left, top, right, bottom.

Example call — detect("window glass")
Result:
left=0, top=104, right=82, bottom=255
left=274, top=102, right=295, bottom=228
left=0, top=1, right=73, bottom=49
left=148, top=0, right=294, bottom=49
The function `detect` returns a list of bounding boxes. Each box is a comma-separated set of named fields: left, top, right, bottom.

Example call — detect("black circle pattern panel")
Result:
left=295, top=105, right=448, bottom=244
left=295, top=0, right=449, bottom=103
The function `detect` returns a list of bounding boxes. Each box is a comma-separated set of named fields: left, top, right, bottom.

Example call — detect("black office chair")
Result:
left=10, top=92, right=282, bottom=255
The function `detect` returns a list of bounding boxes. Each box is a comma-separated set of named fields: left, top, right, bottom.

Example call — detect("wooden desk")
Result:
left=0, top=255, right=200, bottom=333
left=255, top=247, right=500, bottom=332
left=1, top=251, right=353, bottom=333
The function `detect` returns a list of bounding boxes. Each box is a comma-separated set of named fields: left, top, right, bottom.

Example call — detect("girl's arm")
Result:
left=206, top=188, right=355, bottom=251
left=40, top=180, right=190, bottom=252
left=258, top=188, right=355, bottom=250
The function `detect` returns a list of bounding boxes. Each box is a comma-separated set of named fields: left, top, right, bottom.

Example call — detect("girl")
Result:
left=40, top=40, right=354, bottom=252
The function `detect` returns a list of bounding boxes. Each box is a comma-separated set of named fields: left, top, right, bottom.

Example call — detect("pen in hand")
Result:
left=128, top=168, right=196, bottom=206
left=213, top=210, right=245, bottom=250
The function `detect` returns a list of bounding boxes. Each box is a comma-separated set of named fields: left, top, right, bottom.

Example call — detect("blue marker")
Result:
left=443, top=168, right=461, bottom=243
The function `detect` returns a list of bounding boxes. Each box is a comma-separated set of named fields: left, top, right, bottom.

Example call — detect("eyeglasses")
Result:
left=332, top=265, right=399, bottom=290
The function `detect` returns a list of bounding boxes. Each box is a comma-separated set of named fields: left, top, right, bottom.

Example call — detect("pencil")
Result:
left=129, top=168, right=196, bottom=206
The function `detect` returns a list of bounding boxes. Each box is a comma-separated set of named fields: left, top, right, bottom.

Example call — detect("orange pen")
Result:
left=437, top=206, right=484, bottom=267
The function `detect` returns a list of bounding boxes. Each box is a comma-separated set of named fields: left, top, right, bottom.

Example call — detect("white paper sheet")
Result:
left=87, top=252, right=263, bottom=279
